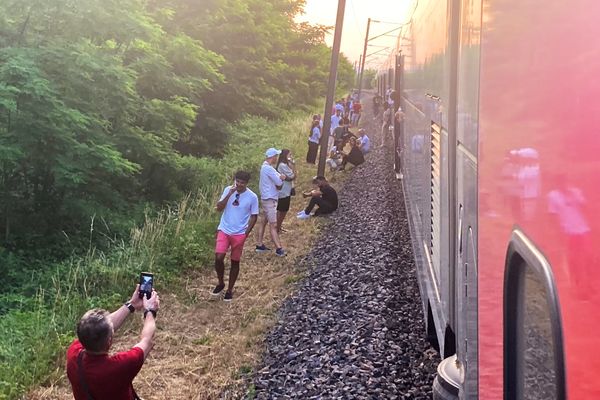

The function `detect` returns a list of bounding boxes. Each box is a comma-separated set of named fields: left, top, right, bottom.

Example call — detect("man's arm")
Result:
left=216, top=186, right=235, bottom=212
left=245, top=214, right=258, bottom=236
left=110, top=284, right=143, bottom=333
left=271, top=168, right=284, bottom=190
left=133, top=290, right=160, bottom=359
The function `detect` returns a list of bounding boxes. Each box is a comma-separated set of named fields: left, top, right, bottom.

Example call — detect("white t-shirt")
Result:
left=259, top=161, right=283, bottom=200
left=217, top=187, right=259, bottom=235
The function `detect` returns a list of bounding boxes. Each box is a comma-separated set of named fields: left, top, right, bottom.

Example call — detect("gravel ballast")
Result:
left=253, top=101, right=440, bottom=399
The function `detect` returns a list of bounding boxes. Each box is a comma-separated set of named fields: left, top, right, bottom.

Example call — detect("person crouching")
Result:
left=297, top=176, right=338, bottom=219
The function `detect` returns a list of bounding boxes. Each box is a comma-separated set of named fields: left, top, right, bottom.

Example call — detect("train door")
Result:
left=454, top=0, right=482, bottom=398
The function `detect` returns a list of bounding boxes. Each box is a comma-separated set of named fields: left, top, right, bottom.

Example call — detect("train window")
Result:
left=504, top=231, right=565, bottom=400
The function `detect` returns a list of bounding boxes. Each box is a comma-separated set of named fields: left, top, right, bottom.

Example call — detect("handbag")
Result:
left=290, top=188, right=296, bottom=196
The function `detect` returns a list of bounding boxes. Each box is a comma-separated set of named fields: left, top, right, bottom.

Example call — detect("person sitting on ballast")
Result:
left=339, top=136, right=365, bottom=170
left=297, top=176, right=338, bottom=219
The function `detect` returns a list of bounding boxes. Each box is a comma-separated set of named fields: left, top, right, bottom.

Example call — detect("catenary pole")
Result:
left=357, top=17, right=372, bottom=100
left=317, top=0, right=346, bottom=177
left=356, top=54, right=362, bottom=86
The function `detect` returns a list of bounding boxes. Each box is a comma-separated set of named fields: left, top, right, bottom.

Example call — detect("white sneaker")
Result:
left=297, top=212, right=311, bottom=220
left=297, top=210, right=307, bottom=216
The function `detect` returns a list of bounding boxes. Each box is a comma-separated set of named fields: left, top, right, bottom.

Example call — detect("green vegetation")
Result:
left=0, top=0, right=354, bottom=252
left=0, top=114, right=318, bottom=398
left=0, top=0, right=356, bottom=397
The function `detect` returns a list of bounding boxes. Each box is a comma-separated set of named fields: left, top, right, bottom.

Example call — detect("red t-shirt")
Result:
left=66, top=340, right=144, bottom=400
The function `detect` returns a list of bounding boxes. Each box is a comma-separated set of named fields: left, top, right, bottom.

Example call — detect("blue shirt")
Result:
left=330, top=115, right=341, bottom=133
left=359, top=135, right=371, bottom=153
left=217, top=187, right=259, bottom=235
left=259, top=161, right=283, bottom=200
left=309, top=127, right=321, bottom=144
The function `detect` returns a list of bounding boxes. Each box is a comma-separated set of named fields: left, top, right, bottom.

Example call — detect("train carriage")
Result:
left=378, top=0, right=600, bottom=398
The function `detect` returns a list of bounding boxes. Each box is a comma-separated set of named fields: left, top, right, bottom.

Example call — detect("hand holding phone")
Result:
left=138, top=272, right=154, bottom=300
left=143, top=289, right=160, bottom=312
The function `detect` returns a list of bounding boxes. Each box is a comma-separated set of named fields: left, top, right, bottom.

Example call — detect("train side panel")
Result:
left=479, top=1, right=600, bottom=398
left=401, top=0, right=454, bottom=358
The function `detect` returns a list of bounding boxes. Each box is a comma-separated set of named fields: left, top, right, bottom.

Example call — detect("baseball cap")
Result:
left=265, top=148, right=281, bottom=158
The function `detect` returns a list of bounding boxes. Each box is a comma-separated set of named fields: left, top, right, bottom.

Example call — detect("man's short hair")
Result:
left=312, top=175, right=327, bottom=184
left=77, top=309, right=113, bottom=352
left=234, top=170, right=251, bottom=183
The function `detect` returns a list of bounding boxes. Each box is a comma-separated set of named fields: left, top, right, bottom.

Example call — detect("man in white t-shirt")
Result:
left=256, top=148, right=287, bottom=257
left=213, top=170, right=259, bottom=302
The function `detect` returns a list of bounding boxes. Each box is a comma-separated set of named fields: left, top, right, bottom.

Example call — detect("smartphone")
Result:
left=139, top=272, right=154, bottom=299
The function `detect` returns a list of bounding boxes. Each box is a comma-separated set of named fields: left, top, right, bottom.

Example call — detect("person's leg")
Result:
left=304, top=197, right=319, bottom=214
left=340, top=155, right=348, bottom=169
left=215, top=253, right=226, bottom=286
left=276, top=210, right=285, bottom=232
left=265, top=200, right=283, bottom=249
left=313, top=199, right=334, bottom=216
left=256, top=214, right=268, bottom=246
left=228, top=260, right=240, bottom=293
left=276, top=197, right=290, bottom=232
left=226, top=233, right=246, bottom=295
left=269, top=222, right=282, bottom=249
left=213, top=231, right=230, bottom=295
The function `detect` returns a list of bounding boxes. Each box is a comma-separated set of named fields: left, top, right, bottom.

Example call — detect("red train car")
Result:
left=379, top=0, right=600, bottom=398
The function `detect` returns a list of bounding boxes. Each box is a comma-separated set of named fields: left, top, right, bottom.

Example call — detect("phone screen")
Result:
left=139, top=272, right=154, bottom=299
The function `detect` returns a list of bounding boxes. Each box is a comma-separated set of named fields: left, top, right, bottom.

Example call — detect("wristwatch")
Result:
left=144, top=309, right=157, bottom=319
left=124, top=302, right=135, bottom=313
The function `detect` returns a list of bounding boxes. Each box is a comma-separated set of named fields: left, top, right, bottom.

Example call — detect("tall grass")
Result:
left=0, top=114, right=313, bottom=399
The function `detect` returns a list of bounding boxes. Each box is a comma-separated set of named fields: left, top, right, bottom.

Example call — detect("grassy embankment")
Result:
left=1, top=112, right=330, bottom=400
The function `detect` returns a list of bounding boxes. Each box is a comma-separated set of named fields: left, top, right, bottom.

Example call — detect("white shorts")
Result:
left=261, top=199, right=278, bottom=223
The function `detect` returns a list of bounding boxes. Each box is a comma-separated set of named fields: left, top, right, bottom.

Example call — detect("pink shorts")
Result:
left=215, top=230, right=247, bottom=261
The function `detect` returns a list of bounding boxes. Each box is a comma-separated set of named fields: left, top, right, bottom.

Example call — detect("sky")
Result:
left=296, top=0, right=414, bottom=70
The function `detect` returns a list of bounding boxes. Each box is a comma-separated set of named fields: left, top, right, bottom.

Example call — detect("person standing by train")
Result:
left=372, top=94, right=383, bottom=119
left=276, top=149, right=296, bottom=233
left=256, top=148, right=287, bottom=257
left=381, top=103, right=393, bottom=148
left=306, top=119, right=320, bottom=164
left=212, top=170, right=259, bottom=301
left=351, top=100, right=362, bottom=126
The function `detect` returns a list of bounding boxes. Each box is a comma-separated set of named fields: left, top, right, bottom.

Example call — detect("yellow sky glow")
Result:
left=296, top=0, right=414, bottom=69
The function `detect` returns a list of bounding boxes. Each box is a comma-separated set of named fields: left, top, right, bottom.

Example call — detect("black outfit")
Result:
left=305, top=185, right=338, bottom=216
left=277, top=196, right=291, bottom=212
left=341, top=146, right=365, bottom=168
left=306, top=140, right=319, bottom=164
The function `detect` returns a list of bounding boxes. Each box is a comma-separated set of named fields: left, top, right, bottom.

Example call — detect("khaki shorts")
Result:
left=261, top=198, right=278, bottom=223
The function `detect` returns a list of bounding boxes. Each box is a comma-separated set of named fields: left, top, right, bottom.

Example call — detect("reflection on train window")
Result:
left=517, top=264, right=558, bottom=399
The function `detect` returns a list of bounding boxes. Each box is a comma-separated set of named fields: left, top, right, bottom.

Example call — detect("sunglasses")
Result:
left=232, top=193, right=240, bottom=206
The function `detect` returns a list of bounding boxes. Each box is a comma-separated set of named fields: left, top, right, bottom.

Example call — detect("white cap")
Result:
left=265, top=148, right=281, bottom=158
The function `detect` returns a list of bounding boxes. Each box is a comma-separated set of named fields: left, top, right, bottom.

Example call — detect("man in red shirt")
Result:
left=66, top=284, right=160, bottom=400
